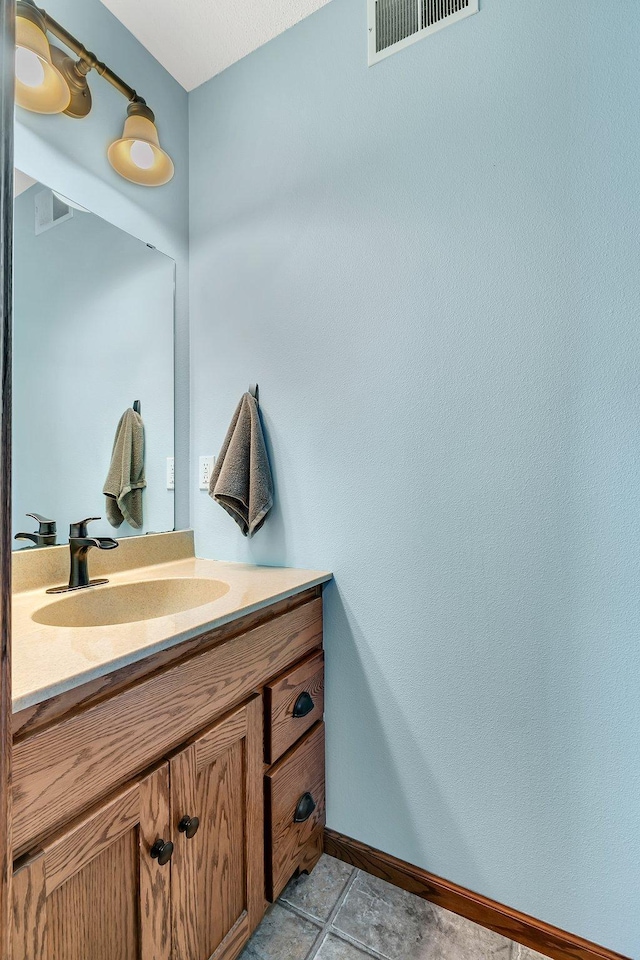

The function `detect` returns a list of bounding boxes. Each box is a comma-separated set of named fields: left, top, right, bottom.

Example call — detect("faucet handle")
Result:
left=26, top=513, right=57, bottom=536
left=69, top=517, right=101, bottom=539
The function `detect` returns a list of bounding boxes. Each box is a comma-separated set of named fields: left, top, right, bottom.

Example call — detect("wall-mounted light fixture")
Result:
left=15, top=0, right=175, bottom=187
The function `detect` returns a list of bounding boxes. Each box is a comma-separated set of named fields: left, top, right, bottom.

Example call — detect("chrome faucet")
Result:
left=15, top=513, right=57, bottom=547
left=46, top=517, right=119, bottom=595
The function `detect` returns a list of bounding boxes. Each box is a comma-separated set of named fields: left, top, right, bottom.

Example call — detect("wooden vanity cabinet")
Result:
left=12, top=698, right=264, bottom=960
left=263, top=651, right=326, bottom=901
left=12, top=764, right=172, bottom=960
left=169, top=696, right=264, bottom=960
left=266, top=721, right=326, bottom=902
left=10, top=587, right=325, bottom=960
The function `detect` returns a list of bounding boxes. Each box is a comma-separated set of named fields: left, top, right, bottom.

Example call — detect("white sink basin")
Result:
left=32, top=578, right=230, bottom=628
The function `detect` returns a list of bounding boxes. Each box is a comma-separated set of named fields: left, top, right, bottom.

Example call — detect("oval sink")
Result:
left=32, top=578, right=231, bottom=628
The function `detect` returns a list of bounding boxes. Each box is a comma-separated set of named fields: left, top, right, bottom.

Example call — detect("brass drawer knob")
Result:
left=292, top=692, right=314, bottom=718
left=293, top=792, right=316, bottom=823
left=150, top=838, right=173, bottom=865
left=178, top=815, right=200, bottom=839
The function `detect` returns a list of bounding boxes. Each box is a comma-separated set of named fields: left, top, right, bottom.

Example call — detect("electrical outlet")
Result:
left=199, top=455, right=215, bottom=490
left=166, top=457, right=175, bottom=490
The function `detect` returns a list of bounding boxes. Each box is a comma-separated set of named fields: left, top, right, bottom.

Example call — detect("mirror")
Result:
left=12, top=168, right=175, bottom=548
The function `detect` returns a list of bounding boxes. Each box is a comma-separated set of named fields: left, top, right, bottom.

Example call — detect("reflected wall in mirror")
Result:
left=12, top=168, right=175, bottom=548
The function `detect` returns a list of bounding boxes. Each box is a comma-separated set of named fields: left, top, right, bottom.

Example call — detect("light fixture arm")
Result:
left=18, top=0, right=152, bottom=116
left=15, top=0, right=173, bottom=184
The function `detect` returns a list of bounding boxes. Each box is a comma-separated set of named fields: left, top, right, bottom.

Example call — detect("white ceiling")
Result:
left=100, top=0, right=334, bottom=92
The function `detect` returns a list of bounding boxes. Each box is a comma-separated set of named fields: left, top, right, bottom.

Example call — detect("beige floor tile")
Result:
left=281, top=854, right=355, bottom=921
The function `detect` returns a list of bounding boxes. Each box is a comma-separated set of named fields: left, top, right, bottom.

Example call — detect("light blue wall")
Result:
left=13, top=183, right=174, bottom=543
left=189, top=0, right=640, bottom=953
left=14, top=0, right=190, bottom=527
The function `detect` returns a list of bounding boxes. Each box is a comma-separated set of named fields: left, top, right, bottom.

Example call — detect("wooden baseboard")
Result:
left=324, top=829, right=629, bottom=960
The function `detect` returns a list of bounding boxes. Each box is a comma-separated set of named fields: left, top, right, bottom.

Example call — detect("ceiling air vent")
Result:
left=368, top=0, right=478, bottom=65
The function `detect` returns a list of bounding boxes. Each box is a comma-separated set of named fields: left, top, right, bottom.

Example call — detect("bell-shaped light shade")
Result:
left=108, top=112, right=174, bottom=187
left=15, top=15, right=70, bottom=114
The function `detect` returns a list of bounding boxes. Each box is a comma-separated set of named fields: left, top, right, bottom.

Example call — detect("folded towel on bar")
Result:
left=103, top=407, right=146, bottom=529
left=209, top=392, right=273, bottom=537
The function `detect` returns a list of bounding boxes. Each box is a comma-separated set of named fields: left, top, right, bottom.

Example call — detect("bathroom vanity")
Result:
left=10, top=533, right=330, bottom=960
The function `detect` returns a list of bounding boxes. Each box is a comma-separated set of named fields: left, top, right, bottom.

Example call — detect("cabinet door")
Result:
left=12, top=764, right=171, bottom=960
left=170, top=695, right=264, bottom=960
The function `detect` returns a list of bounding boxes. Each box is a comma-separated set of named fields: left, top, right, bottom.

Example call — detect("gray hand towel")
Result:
left=103, top=408, right=146, bottom=529
left=209, top=392, right=273, bottom=537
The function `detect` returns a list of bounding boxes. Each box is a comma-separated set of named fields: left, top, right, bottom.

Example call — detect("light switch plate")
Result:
left=199, top=455, right=215, bottom=490
left=166, top=457, right=175, bottom=490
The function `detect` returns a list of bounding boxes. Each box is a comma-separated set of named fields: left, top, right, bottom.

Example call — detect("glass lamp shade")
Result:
left=15, top=15, right=70, bottom=114
left=108, top=113, right=174, bottom=187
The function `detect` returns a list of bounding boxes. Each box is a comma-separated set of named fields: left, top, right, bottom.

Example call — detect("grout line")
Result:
left=327, top=869, right=396, bottom=960
left=262, top=859, right=523, bottom=960
left=302, top=868, right=360, bottom=960
left=327, top=871, right=519, bottom=960
left=328, top=926, right=393, bottom=960
left=331, top=868, right=359, bottom=916
left=268, top=902, right=325, bottom=958
left=305, top=927, right=330, bottom=960
left=278, top=863, right=357, bottom=927
left=328, top=867, right=359, bottom=920
left=279, top=900, right=325, bottom=927
left=305, top=931, right=330, bottom=960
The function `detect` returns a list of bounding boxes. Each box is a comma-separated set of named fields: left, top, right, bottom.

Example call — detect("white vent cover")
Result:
left=368, top=0, right=478, bottom=65
left=34, top=188, right=73, bottom=236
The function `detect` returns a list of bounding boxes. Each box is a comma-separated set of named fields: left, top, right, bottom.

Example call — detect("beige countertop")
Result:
left=12, top=552, right=331, bottom=714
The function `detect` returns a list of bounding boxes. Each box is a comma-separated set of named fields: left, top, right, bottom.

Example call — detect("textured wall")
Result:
left=13, top=184, right=174, bottom=542
left=14, top=0, right=190, bottom=528
left=189, top=0, right=640, bottom=952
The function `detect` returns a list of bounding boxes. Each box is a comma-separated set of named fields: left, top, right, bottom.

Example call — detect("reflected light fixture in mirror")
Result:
left=14, top=0, right=175, bottom=188
left=108, top=103, right=175, bottom=187
left=15, top=3, right=70, bottom=114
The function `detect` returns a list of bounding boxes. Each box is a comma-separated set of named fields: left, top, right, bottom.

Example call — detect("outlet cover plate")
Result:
left=199, top=455, right=215, bottom=490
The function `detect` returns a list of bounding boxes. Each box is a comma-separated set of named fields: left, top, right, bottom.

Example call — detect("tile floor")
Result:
left=240, top=856, right=549, bottom=960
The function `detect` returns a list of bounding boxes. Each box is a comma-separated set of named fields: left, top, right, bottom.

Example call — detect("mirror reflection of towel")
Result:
left=209, top=393, right=273, bottom=537
left=103, top=408, right=146, bottom=529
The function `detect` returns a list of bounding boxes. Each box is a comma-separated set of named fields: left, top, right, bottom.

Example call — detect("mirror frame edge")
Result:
left=0, top=0, right=13, bottom=953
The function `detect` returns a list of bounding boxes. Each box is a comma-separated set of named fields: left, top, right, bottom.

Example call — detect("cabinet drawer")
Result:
left=265, top=722, right=325, bottom=902
left=265, top=652, right=324, bottom=764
